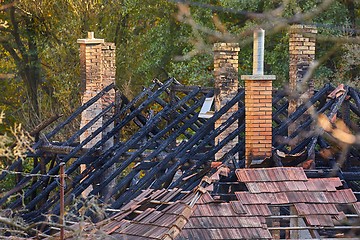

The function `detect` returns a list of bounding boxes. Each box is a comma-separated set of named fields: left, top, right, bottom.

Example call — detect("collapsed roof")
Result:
left=65, top=167, right=360, bottom=239
left=0, top=78, right=359, bottom=238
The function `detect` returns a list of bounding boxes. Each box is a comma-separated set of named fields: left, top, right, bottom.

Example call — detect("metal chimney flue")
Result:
left=253, top=28, right=265, bottom=75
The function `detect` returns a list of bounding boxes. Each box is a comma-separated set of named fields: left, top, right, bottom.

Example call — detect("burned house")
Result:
left=0, top=25, right=360, bottom=239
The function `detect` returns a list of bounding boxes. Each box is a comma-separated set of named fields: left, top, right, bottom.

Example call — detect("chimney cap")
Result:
left=77, top=31, right=104, bottom=44
left=241, top=75, right=276, bottom=81
left=213, top=42, right=240, bottom=52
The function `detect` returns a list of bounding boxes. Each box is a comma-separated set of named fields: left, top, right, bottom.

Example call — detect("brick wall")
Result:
left=241, top=75, right=275, bottom=167
left=77, top=33, right=116, bottom=197
left=101, top=43, right=116, bottom=151
left=288, top=25, right=317, bottom=137
left=79, top=42, right=103, bottom=148
left=213, top=43, right=240, bottom=161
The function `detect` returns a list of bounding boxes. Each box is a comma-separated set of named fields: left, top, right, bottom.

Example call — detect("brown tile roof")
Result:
left=177, top=193, right=272, bottom=239
left=66, top=167, right=360, bottom=239
left=235, top=167, right=359, bottom=229
left=97, top=189, right=192, bottom=239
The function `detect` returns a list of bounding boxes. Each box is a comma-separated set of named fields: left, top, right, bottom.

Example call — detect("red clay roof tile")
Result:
left=192, top=203, right=235, bottom=217
left=334, top=211, right=347, bottom=221
left=353, top=202, right=360, bottom=215
left=236, top=167, right=308, bottom=183
left=235, top=191, right=262, bottom=204
left=254, top=193, right=272, bottom=204
left=243, top=204, right=272, bottom=216
left=310, top=191, right=328, bottom=202
left=179, top=227, right=270, bottom=240
left=95, top=167, right=359, bottom=240
left=294, top=202, right=309, bottom=215
left=267, top=182, right=281, bottom=192
left=111, top=233, right=150, bottom=240
left=305, top=215, right=320, bottom=226
left=324, top=189, right=356, bottom=203
left=185, top=216, right=264, bottom=229
left=296, top=203, right=339, bottom=215
left=235, top=169, right=250, bottom=182
left=305, top=179, right=318, bottom=191
left=274, top=192, right=290, bottom=204
left=257, top=182, right=273, bottom=192
left=326, top=178, right=343, bottom=189
left=150, top=213, right=181, bottom=227
left=197, top=192, right=214, bottom=204
left=246, top=182, right=261, bottom=193
left=230, top=201, right=247, bottom=214
left=285, top=191, right=301, bottom=203
left=133, top=208, right=157, bottom=222
left=341, top=188, right=358, bottom=203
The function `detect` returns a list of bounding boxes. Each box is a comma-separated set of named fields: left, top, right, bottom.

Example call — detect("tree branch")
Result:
left=0, top=1, right=16, bottom=11
left=9, top=6, right=28, bottom=63
left=0, top=40, right=22, bottom=64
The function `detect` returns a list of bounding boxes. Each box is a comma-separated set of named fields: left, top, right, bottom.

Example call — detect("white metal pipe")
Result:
left=253, top=28, right=265, bottom=75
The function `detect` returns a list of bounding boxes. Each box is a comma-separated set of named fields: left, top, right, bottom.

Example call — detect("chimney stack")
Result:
left=241, top=29, right=276, bottom=168
left=77, top=32, right=116, bottom=197
left=213, top=43, right=240, bottom=161
left=288, top=25, right=317, bottom=138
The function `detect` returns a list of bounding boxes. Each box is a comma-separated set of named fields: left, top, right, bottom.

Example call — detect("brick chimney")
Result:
left=77, top=32, right=116, bottom=197
left=213, top=43, right=240, bottom=161
left=288, top=25, right=317, bottom=137
left=288, top=26, right=317, bottom=235
left=241, top=29, right=276, bottom=168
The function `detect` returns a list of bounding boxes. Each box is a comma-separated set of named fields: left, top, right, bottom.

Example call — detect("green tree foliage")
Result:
left=0, top=0, right=359, bottom=131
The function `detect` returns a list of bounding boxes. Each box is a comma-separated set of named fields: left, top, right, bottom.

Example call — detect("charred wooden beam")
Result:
left=170, top=84, right=213, bottom=94
left=0, top=158, right=22, bottom=181
left=274, top=97, right=334, bottom=152
left=23, top=80, right=174, bottom=213
left=177, top=170, right=207, bottom=192
left=29, top=114, right=63, bottom=137
left=39, top=145, right=100, bottom=157
left=305, top=170, right=360, bottom=181
left=307, top=86, right=348, bottom=160
left=0, top=156, right=56, bottom=207
left=64, top=103, right=114, bottom=145
left=108, top=114, right=201, bottom=200
left=340, top=99, right=351, bottom=125
left=272, top=89, right=286, bottom=104
left=274, top=84, right=333, bottom=136
left=2, top=86, right=117, bottom=197
left=119, top=94, right=161, bottom=136
left=38, top=83, right=115, bottom=144
left=89, top=89, right=205, bottom=197
left=169, top=123, right=246, bottom=189
left=154, top=89, right=215, bottom=138
left=9, top=81, right=162, bottom=210
left=318, top=136, right=329, bottom=149
left=349, top=102, right=360, bottom=117
left=273, top=102, right=288, bottom=119
left=289, top=137, right=311, bottom=155
left=349, top=87, right=360, bottom=114
left=110, top=90, right=244, bottom=209
left=48, top=82, right=200, bottom=215
left=146, top=92, right=200, bottom=139
left=157, top=79, right=207, bottom=127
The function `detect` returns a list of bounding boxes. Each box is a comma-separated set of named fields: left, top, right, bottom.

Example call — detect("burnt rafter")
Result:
left=24, top=79, right=176, bottom=214
left=0, top=79, right=359, bottom=226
